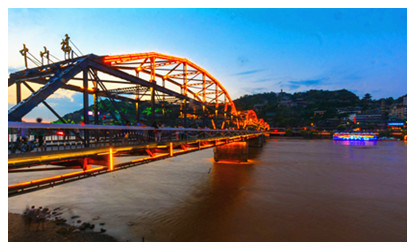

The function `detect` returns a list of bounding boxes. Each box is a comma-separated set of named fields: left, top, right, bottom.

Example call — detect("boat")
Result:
left=333, top=132, right=377, bottom=141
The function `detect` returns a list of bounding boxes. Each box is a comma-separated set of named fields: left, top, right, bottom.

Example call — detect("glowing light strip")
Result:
left=131, top=153, right=169, bottom=163
left=8, top=167, right=105, bottom=189
left=333, top=133, right=377, bottom=141
left=109, top=148, right=114, bottom=171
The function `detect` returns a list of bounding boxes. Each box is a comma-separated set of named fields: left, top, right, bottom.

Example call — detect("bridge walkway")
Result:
left=8, top=123, right=262, bottom=197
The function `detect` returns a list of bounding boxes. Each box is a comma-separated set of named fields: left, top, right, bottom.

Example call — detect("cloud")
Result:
left=8, top=66, right=24, bottom=74
left=280, top=84, right=300, bottom=90
left=276, top=78, right=330, bottom=91
left=242, top=87, right=267, bottom=93
left=237, top=56, right=249, bottom=66
left=48, top=89, right=76, bottom=102
left=288, top=78, right=327, bottom=86
left=254, top=78, right=273, bottom=83
left=234, top=69, right=264, bottom=76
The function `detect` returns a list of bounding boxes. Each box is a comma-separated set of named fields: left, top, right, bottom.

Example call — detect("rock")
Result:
left=79, top=222, right=90, bottom=231
left=92, top=216, right=100, bottom=220
left=55, top=218, right=67, bottom=225
left=99, top=222, right=105, bottom=226
left=89, top=224, right=95, bottom=229
left=76, top=220, right=82, bottom=223
left=71, top=215, right=80, bottom=219
left=100, top=228, right=106, bottom=233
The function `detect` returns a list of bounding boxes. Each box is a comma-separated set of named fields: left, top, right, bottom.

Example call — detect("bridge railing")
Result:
left=8, top=122, right=259, bottom=155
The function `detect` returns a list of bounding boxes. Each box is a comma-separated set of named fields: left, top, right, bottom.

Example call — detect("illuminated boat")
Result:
left=333, top=132, right=377, bottom=141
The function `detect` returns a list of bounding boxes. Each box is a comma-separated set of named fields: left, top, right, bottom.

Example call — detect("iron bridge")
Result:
left=8, top=50, right=269, bottom=197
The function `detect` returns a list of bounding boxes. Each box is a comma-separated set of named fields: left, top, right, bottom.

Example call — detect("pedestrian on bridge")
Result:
left=122, top=121, right=131, bottom=145
left=34, top=118, right=45, bottom=152
left=152, top=122, right=159, bottom=142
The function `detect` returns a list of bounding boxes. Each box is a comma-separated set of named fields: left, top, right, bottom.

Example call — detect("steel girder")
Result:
left=8, top=53, right=269, bottom=130
left=8, top=57, right=89, bottom=121
left=86, top=59, right=223, bottom=116
left=8, top=54, right=220, bottom=123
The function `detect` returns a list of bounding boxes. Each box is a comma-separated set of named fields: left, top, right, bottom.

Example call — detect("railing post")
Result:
left=169, top=142, right=173, bottom=157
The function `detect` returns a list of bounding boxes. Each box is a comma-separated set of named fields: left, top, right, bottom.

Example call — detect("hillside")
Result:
left=55, top=89, right=406, bottom=129
left=233, top=89, right=406, bottom=128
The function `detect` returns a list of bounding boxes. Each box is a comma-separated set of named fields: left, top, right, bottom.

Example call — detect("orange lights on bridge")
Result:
left=109, top=147, right=114, bottom=171
left=102, top=52, right=238, bottom=115
left=80, top=86, right=95, bottom=92
left=8, top=166, right=105, bottom=190
left=102, top=52, right=270, bottom=131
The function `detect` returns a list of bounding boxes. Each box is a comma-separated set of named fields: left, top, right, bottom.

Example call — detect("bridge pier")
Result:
left=213, top=141, right=248, bottom=162
left=82, top=158, right=91, bottom=170
left=248, top=134, right=266, bottom=148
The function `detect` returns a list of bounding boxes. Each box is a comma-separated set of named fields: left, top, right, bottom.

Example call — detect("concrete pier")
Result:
left=248, top=134, right=266, bottom=148
left=213, top=141, right=248, bottom=162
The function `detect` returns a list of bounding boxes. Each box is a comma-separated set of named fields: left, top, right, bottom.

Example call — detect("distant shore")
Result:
left=8, top=213, right=117, bottom=242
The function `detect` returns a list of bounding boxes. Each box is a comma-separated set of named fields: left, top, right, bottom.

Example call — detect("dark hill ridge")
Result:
left=233, top=89, right=406, bottom=128
left=55, top=89, right=406, bottom=128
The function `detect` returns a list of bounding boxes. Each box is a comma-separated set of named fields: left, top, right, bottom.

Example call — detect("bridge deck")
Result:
left=8, top=134, right=255, bottom=168
left=8, top=133, right=264, bottom=197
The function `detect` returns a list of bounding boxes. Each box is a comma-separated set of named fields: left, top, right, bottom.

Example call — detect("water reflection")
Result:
left=127, top=146, right=264, bottom=241
left=8, top=139, right=406, bottom=242
left=333, top=140, right=377, bottom=146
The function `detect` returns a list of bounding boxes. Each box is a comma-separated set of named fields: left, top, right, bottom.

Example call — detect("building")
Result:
left=389, top=103, right=406, bottom=120
left=337, top=106, right=362, bottom=115
left=354, top=114, right=386, bottom=129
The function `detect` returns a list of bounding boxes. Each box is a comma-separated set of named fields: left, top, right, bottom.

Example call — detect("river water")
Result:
left=8, top=138, right=407, bottom=242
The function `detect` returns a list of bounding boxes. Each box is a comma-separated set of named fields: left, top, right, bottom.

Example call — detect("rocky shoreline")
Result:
left=8, top=212, right=117, bottom=242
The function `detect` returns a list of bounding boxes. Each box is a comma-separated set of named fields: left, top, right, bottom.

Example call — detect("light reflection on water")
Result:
left=8, top=139, right=406, bottom=241
left=333, top=140, right=377, bottom=146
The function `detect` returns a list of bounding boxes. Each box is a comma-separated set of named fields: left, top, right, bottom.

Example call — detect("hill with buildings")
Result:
left=233, top=89, right=407, bottom=130
left=55, top=88, right=407, bottom=131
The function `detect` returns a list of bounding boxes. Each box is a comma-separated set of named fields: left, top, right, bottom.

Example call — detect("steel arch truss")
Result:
left=103, top=52, right=237, bottom=114
left=8, top=52, right=269, bottom=130
left=239, top=110, right=270, bottom=130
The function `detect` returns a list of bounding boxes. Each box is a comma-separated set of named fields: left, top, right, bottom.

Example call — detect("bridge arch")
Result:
left=103, top=52, right=237, bottom=115
left=9, top=51, right=269, bottom=130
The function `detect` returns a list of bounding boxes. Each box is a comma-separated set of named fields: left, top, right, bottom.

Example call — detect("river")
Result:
left=8, top=138, right=407, bottom=241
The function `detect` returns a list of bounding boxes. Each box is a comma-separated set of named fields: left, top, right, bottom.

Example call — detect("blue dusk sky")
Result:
left=7, top=8, right=407, bottom=121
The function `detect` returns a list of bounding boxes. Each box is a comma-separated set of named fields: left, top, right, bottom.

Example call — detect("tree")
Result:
left=363, top=93, right=372, bottom=101
left=361, top=93, right=373, bottom=110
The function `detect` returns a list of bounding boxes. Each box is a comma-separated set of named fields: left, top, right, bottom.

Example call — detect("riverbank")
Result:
left=8, top=213, right=117, bottom=242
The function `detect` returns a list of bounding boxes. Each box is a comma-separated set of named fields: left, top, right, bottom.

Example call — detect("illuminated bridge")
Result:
left=8, top=50, right=269, bottom=197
